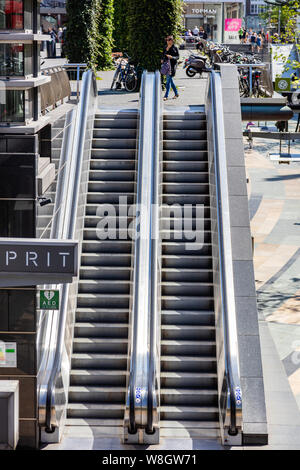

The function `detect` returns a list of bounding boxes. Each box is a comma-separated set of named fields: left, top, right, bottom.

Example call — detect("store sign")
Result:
left=225, top=19, right=242, bottom=32
left=191, top=8, right=217, bottom=15
left=0, top=240, right=77, bottom=275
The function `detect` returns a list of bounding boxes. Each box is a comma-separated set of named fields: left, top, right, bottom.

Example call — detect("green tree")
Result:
left=127, top=0, right=183, bottom=71
left=113, top=0, right=129, bottom=52
left=65, top=0, right=101, bottom=69
left=97, top=0, right=115, bottom=69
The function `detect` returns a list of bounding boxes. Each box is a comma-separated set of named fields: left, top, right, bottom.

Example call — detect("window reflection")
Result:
left=0, top=44, right=24, bottom=76
left=0, top=90, right=25, bottom=122
left=0, top=0, right=24, bottom=29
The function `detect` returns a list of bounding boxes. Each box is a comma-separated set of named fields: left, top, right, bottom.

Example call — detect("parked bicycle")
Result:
left=111, top=53, right=139, bottom=93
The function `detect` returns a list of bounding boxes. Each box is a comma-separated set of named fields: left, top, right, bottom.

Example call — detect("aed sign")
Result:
left=40, top=290, right=59, bottom=310
left=275, top=77, right=291, bottom=93
left=0, top=240, right=77, bottom=275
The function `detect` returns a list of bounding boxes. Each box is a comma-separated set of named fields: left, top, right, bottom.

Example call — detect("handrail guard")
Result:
left=207, top=71, right=243, bottom=441
left=38, top=70, right=98, bottom=435
left=125, top=71, right=160, bottom=443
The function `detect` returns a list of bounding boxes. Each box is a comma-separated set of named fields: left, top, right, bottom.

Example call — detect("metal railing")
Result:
left=38, top=70, right=98, bottom=437
left=206, top=71, right=242, bottom=442
left=125, top=71, right=161, bottom=444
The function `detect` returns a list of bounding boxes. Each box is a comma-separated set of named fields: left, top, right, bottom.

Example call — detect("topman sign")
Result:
left=0, top=239, right=78, bottom=287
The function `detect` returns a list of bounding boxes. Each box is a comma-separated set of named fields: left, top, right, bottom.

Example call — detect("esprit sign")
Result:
left=0, top=240, right=77, bottom=275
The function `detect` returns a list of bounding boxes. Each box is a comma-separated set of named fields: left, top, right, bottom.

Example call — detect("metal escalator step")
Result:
left=90, top=159, right=136, bottom=171
left=73, top=338, right=128, bottom=354
left=162, top=296, right=214, bottom=310
left=83, top=227, right=135, bottom=240
left=65, top=418, right=124, bottom=427
left=74, top=323, right=128, bottom=338
left=161, top=282, right=214, bottom=297
left=161, top=205, right=210, bottom=218
left=162, top=255, right=212, bottom=269
left=84, top=216, right=134, bottom=229
left=163, top=194, right=210, bottom=205
left=80, top=266, right=132, bottom=280
left=163, top=113, right=206, bottom=121
left=88, top=181, right=136, bottom=192
left=95, top=112, right=138, bottom=120
left=161, top=340, right=216, bottom=356
left=164, top=120, right=207, bottom=131
left=85, top=205, right=134, bottom=217
left=161, top=310, right=214, bottom=326
left=160, top=422, right=220, bottom=439
left=76, top=308, right=129, bottom=323
left=160, top=355, right=217, bottom=372
left=94, top=118, right=137, bottom=129
left=81, top=253, right=132, bottom=266
left=92, top=138, right=136, bottom=149
left=71, top=353, right=127, bottom=370
left=160, top=372, right=217, bottom=389
left=159, top=406, right=219, bottom=422
left=163, top=183, right=209, bottom=194
left=160, top=388, right=218, bottom=406
left=161, top=230, right=211, bottom=243
left=91, top=149, right=136, bottom=159
left=70, top=369, right=128, bottom=386
left=67, top=403, right=125, bottom=419
left=68, top=386, right=126, bottom=403
left=164, top=130, right=207, bottom=141
left=161, top=326, right=215, bottom=341
left=163, top=172, right=209, bottom=184
left=164, top=161, right=208, bottom=172
left=89, top=170, right=136, bottom=181
left=164, top=140, right=207, bottom=151
left=87, top=193, right=136, bottom=204
left=93, top=129, right=137, bottom=139
left=81, top=241, right=132, bottom=254
left=78, top=280, right=130, bottom=294
left=77, top=294, right=130, bottom=309
left=162, top=243, right=212, bottom=256
left=163, top=150, right=208, bottom=161
left=161, top=218, right=211, bottom=231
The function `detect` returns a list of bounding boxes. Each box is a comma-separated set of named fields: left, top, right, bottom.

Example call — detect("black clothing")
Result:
left=163, top=44, right=179, bottom=77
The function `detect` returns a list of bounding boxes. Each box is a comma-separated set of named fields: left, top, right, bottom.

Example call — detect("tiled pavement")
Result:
left=244, top=117, right=300, bottom=413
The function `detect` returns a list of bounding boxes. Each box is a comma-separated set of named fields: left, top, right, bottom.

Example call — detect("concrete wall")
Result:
left=220, top=64, right=268, bottom=445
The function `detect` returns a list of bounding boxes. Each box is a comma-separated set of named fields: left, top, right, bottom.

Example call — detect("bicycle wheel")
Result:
left=125, top=72, right=138, bottom=92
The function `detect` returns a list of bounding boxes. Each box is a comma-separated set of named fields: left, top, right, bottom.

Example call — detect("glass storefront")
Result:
left=183, top=1, right=244, bottom=44
left=0, top=0, right=24, bottom=29
left=0, top=44, right=24, bottom=76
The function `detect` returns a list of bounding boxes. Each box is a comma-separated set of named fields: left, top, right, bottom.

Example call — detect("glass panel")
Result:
left=0, top=0, right=24, bottom=30
left=0, top=200, right=35, bottom=237
left=0, top=154, right=35, bottom=199
left=0, top=90, right=25, bottom=122
left=0, top=44, right=24, bottom=76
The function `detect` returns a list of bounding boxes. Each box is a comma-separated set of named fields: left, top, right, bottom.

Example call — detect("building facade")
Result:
left=182, top=0, right=245, bottom=43
left=245, top=0, right=268, bottom=31
left=40, top=0, right=66, bottom=30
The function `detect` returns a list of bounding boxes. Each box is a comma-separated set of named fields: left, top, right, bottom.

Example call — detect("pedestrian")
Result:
left=162, top=36, right=179, bottom=101
left=256, top=33, right=262, bottom=52
left=238, top=27, right=243, bottom=43
left=250, top=30, right=257, bottom=52
left=199, top=26, right=207, bottom=40
left=192, top=25, right=199, bottom=36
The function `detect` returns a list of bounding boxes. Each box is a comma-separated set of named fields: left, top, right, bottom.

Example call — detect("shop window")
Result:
left=0, top=44, right=24, bottom=77
left=0, top=0, right=24, bottom=29
left=0, top=90, right=25, bottom=122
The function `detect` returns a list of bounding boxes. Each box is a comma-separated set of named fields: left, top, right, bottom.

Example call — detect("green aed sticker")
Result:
left=40, top=290, right=60, bottom=310
left=275, top=77, right=291, bottom=93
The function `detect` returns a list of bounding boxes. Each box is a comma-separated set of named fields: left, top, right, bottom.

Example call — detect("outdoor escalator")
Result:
left=159, top=110, right=219, bottom=439
left=67, top=110, right=138, bottom=432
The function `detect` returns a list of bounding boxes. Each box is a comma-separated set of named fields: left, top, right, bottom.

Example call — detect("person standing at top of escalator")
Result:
left=162, top=36, right=179, bottom=101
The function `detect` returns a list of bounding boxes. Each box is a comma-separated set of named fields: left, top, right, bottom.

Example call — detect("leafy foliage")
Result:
left=127, top=0, right=183, bottom=71
left=97, top=0, right=115, bottom=69
left=113, top=0, right=129, bottom=52
left=65, top=0, right=101, bottom=69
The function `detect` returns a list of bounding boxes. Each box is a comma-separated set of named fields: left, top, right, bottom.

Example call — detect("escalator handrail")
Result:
left=210, top=71, right=242, bottom=436
left=147, top=70, right=161, bottom=434
left=43, top=70, right=98, bottom=431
